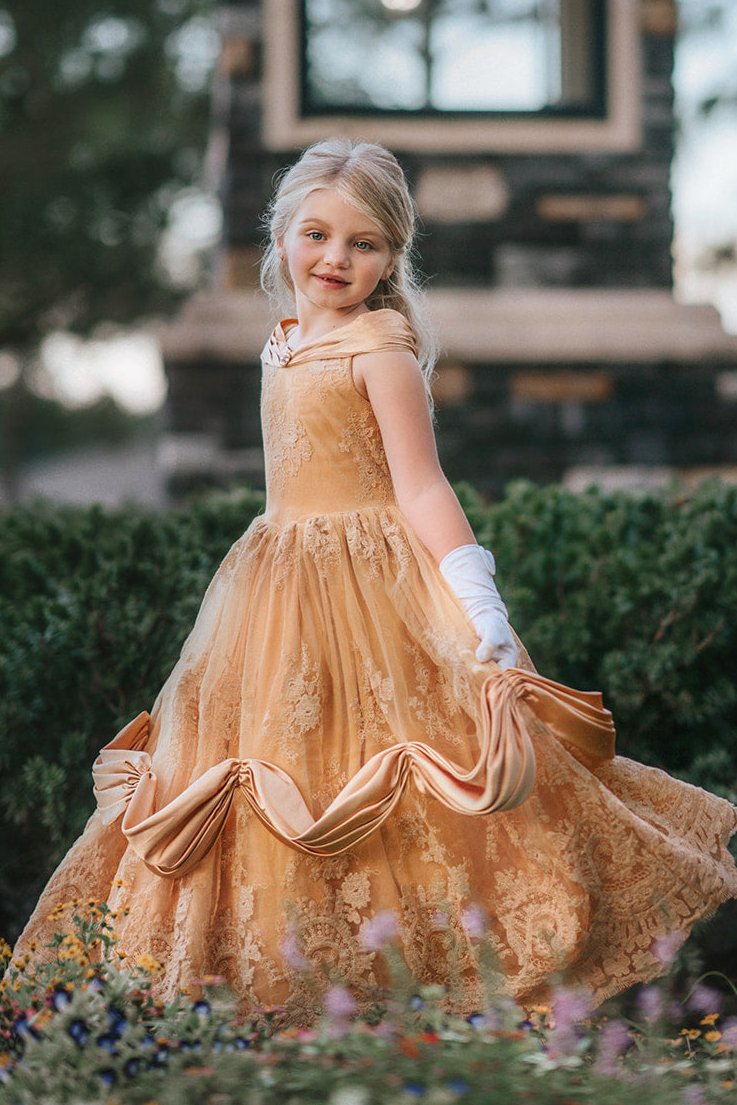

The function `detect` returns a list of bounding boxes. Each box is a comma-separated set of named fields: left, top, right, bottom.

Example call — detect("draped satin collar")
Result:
left=263, top=310, right=400, bottom=368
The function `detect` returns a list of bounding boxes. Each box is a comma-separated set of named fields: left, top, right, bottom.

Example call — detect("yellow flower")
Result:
left=721, top=1080, right=735, bottom=1090
left=112, top=879, right=129, bottom=888
left=0, top=938, right=12, bottom=960
left=704, top=1030, right=722, bottom=1042
left=135, top=953, right=163, bottom=974
left=700, top=1013, right=720, bottom=1026
left=679, top=1029, right=702, bottom=1040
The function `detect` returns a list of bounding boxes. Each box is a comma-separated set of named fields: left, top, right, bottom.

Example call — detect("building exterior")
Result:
left=160, top=0, right=737, bottom=500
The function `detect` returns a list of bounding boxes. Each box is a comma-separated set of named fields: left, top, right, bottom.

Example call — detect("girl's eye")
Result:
left=306, top=231, right=324, bottom=241
left=355, top=241, right=374, bottom=251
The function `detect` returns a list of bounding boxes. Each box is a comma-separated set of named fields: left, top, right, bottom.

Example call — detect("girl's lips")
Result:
left=314, top=274, right=348, bottom=287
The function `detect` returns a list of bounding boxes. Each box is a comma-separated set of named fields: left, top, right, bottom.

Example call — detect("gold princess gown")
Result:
left=10, top=309, right=737, bottom=1021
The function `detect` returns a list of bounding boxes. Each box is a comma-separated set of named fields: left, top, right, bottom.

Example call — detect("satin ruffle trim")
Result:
left=92, top=667, right=615, bottom=878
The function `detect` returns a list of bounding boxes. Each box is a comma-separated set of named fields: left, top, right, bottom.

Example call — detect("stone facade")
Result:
left=160, top=0, right=737, bottom=499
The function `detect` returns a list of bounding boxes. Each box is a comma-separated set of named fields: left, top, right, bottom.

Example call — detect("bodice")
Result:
left=259, top=309, right=418, bottom=523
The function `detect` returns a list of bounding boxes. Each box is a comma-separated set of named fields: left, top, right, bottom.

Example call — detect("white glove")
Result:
left=439, top=544, right=519, bottom=670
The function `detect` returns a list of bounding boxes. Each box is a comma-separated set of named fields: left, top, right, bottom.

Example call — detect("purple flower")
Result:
left=51, top=985, right=72, bottom=1011
left=686, top=983, right=723, bottom=1015
left=720, top=1016, right=737, bottom=1048
left=279, top=931, right=311, bottom=971
left=359, top=910, right=399, bottom=951
left=324, top=985, right=356, bottom=1021
left=636, top=984, right=665, bottom=1023
left=593, top=1018, right=631, bottom=1076
left=460, top=904, right=486, bottom=940
left=651, top=930, right=685, bottom=966
left=547, top=985, right=593, bottom=1057
left=682, top=1087, right=707, bottom=1105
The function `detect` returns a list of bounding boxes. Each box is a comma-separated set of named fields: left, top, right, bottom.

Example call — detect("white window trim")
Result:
left=262, top=0, right=641, bottom=154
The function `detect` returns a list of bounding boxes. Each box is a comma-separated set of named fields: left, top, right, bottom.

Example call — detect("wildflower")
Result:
left=50, top=985, right=73, bottom=1012
left=636, top=984, right=665, bottom=1023
left=358, top=910, right=399, bottom=951
left=403, top=1083, right=425, bottom=1097
left=135, top=953, right=163, bottom=973
left=409, top=994, right=425, bottom=1011
left=686, top=983, right=723, bottom=1015
left=593, top=1018, right=631, bottom=1076
left=680, top=1028, right=701, bottom=1040
left=192, top=999, right=211, bottom=1016
left=107, top=1006, right=127, bottom=1036
left=67, top=1018, right=91, bottom=1048
left=324, top=985, right=356, bottom=1021
left=112, top=879, right=128, bottom=888
left=700, top=1013, right=720, bottom=1026
left=446, top=1079, right=471, bottom=1096
left=682, top=1087, right=707, bottom=1105
left=12, top=1013, right=40, bottom=1041
left=651, top=930, right=685, bottom=966
left=96, top=1032, right=119, bottom=1053
left=123, top=1057, right=141, bottom=1078
left=279, top=930, right=311, bottom=971
left=704, top=1030, right=722, bottom=1042
left=98, top=1068, right=117, bottom=1087
left=460, top=904, right=486, bottom=940
left=719, top=1017, right=737, bottom=1048
left=547, top=985, right=593, bottom=1057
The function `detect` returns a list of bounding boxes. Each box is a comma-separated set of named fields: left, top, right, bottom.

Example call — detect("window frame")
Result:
left=262, top=0, right=642, bottom=153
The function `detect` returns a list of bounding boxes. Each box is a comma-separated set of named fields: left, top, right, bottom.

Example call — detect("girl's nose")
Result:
left=323, top=240, right=350, bottom=267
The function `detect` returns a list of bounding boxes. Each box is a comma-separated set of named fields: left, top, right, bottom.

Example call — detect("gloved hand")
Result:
left=439, top=543, right=519, bottom=670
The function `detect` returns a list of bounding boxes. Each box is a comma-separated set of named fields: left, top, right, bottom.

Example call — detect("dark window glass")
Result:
left=302, top=0, right=606, bottom=117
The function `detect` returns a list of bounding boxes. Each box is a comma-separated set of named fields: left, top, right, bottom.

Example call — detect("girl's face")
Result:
left=278, top=187, right=395, bottom=320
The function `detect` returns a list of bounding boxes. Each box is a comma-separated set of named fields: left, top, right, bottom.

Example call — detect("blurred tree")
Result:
left=0, top=0, right=217, bottom=498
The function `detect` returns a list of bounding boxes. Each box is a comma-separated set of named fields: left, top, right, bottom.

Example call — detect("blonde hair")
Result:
left=260, top=137, right=438, bottom=402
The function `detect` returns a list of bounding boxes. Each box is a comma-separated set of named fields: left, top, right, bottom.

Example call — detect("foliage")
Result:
left=0, top=0, right=217, bottom=496
left=1, top=898, right=737, bottom=1104
left=1, top=480, right=736, bottom=946
left=0, top=0, right=215, bottom=350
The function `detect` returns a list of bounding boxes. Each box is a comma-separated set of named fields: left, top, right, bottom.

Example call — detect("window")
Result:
left=263, top=0, right=641, bottom=152
left=302, top=0, right=606, bottom=118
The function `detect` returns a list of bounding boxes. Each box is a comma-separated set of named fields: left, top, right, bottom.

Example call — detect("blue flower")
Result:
left=192, top=999, right=211, bottom=1016
left=123, top=1057, right=141, bottom=1078
left=12, top=1014, right=40, bottom=1041
left=234, top=1036, right=250, bottom=1050
left=466, top=1013, right=485, bottom=1029
left=447, top=1079, right=471, bottom=1096
left=107, top=1006, right=127, bottom=1035
left=96, top=1033, right=120, bottom=1054
left=409, top=994, right=425, bottom=1011
left=98, top=1068, right=117, bottom=1087
left=403, top=1083, right=425, bottom=1097
left=51, top=985, right=72, bottom=1011
left=517, top=1019, right=534, bottom=1032
left=67, top=1019, right=90, bottom=1048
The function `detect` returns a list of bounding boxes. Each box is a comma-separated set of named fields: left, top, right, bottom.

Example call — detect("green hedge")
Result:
left=1, top=480, right=736, bottom=944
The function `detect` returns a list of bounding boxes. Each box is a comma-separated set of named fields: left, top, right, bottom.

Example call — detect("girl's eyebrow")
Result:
left=296, top=217, right=381, bottom=238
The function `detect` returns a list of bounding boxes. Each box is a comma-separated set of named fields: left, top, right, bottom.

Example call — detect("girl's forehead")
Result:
left=291, top=187, right=387, bottom=235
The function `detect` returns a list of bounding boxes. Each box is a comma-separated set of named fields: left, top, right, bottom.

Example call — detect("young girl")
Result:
left=9, top=138, right=737, bottom=1023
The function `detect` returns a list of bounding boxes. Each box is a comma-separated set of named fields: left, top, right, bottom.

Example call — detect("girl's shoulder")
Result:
left=353, top=308, right=418, bottom=357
